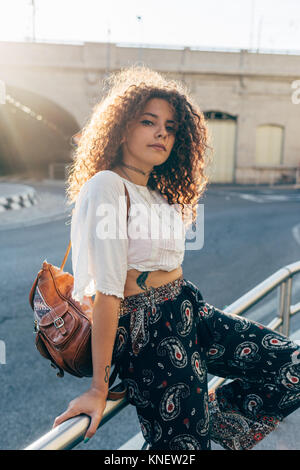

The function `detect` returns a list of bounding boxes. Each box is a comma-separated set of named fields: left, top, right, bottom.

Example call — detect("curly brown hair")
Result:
left=66, top=65, right=213, bottom=227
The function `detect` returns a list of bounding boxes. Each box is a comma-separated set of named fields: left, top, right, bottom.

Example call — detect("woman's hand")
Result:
left=52, top=387, right=107, bottom=441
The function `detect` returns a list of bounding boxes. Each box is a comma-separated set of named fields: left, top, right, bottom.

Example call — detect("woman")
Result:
left=53, top=65, right=300, bottom=450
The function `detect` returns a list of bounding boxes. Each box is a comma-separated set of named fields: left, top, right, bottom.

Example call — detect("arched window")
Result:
left=204, top=111, right=237, bottom=121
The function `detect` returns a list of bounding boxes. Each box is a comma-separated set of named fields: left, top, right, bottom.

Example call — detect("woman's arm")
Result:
left=52, top=292, right=120, bottom=441
left=90, top=292, right=120, bottom=394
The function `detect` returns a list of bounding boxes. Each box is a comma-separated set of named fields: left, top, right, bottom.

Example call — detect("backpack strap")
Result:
left=60, top=240, right=72, bottom=271
left=124, top=182, right=131, bottom=216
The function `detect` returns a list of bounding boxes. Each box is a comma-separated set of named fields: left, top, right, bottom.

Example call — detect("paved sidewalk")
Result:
left=0, top=178, right=73, bottom=231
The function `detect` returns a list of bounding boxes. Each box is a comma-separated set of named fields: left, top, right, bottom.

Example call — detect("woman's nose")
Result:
left=155, top=126, right=167, bottom=138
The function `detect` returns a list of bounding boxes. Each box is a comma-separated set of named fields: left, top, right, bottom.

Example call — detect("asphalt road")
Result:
left=0, top=184, right=299, bottom=450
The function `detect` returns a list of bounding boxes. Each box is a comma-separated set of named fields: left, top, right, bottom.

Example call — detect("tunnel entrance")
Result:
left=0, top=85, right=79, bottom=178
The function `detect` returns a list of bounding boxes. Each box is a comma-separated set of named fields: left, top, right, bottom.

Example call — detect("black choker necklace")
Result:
left=121, top=162, right=152, bottom=176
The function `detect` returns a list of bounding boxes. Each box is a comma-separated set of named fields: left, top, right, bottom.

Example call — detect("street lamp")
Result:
left=32, top=0, right=36, bottom=41
left=137, top=15, right=143, bottom=64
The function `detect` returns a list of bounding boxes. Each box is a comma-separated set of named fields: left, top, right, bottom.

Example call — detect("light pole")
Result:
left=106, top=26, right=111, bottom=75
left=249, top=0, right=256, bottom=50
left=256, top=15, right=264, bottom=52
left=137, top=15, right=143, bottom=64
left=31, top=0, right=36, bottom=41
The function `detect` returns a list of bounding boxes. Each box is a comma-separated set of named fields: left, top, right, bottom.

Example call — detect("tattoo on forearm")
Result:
left=136, top=271, right=150, bottom=291
left=104, top=365, right=110, bottom=383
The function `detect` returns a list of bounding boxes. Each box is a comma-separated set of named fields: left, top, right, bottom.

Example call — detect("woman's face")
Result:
left=121, top=98, right=177, bottom=171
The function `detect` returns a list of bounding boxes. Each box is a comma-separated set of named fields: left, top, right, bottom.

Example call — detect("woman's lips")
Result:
left=149, top=145, right=166, bottom=151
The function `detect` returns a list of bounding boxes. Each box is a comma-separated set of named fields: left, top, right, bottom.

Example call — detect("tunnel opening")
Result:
left=0, top=85, right=80, bottom=179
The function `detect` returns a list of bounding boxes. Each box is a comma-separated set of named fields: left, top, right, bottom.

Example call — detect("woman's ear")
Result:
left=121, top=121, right=131, bottom=145
left=120, top=129, right=127, bottom=145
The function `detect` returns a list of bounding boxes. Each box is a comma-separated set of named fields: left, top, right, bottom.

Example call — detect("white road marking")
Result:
left=118, top=431, right=145, bottom=450
left=220, top=191, right=300, bottom=204
left=238, top=193, right=265, bottom=203
left=292, top=224, right=300, bottom=246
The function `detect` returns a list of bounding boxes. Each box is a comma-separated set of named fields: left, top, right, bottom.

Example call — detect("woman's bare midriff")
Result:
left=123, top=266, right=183, bottom=298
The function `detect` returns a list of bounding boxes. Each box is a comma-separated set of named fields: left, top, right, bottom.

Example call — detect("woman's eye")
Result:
left=141, top=120, right=176, bottom=133
left=141, top=120, right=153, bottom=126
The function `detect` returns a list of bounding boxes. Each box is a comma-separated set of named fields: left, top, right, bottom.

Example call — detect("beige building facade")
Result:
left=0, top=40, right=299, bottom=183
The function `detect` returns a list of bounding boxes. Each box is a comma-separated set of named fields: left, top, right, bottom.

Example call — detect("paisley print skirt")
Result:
left=112, top=277, right=300, bottom=450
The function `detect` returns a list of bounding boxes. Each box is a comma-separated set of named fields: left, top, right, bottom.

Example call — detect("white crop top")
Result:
left=71, top=170, right=186, bottom=302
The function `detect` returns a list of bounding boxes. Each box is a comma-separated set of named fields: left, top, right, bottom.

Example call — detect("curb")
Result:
left=0, top=183, right=38, bottom=212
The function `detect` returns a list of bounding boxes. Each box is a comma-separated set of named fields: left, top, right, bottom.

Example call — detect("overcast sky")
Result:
left=0, top=0, right=300, bottom=52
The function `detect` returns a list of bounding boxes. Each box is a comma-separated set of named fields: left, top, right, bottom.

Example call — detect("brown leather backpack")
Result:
left=28, top=183, right=131, bottom=400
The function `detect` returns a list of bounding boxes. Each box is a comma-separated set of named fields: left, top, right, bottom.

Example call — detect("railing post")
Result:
left=281, top=277, right=293, bottom=337
left=278, top=282, right=286, bottom=335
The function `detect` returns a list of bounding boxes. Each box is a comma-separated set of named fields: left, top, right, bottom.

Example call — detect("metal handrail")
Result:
left=24, top=260, right=300, bottom=450
left=25, top=382, right=128, bottom=450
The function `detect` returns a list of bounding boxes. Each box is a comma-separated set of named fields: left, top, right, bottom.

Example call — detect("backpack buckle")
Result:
left=54, top=317, right=65, bottom=329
